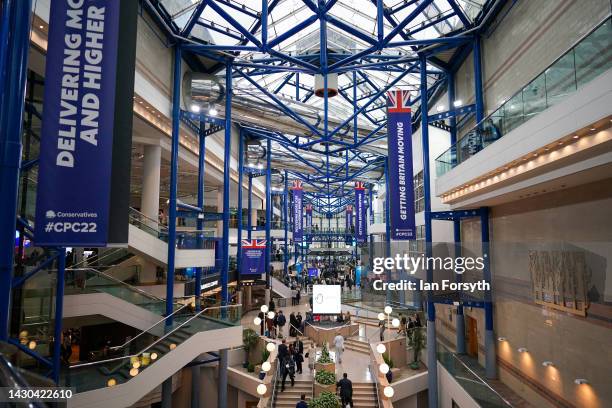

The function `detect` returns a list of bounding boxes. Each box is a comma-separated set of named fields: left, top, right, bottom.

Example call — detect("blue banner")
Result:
left=35, top=0, right=126, bottom=246
left=241, top=239, right=266, bottom=275
left=292, top=181, right=303, bottom=243
left=355, top=182, right=367, bottom=243
left=305, top=204, right=312, bottom=244
left=345, top=205, right=353, bottom=232
left=387, top=90, right=416, bottom=240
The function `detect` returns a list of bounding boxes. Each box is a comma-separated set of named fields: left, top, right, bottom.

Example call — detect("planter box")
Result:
left=390, top=367, right=401, bottom=381
left=314, top=361, right=335, bottom=374
left=314, top=382, right=336, bottom=397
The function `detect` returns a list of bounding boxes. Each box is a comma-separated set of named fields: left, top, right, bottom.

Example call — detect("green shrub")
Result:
left=382, top=352, right=394, bottom=369
left=317, top=343, right=333, bottom=364
left=262, top=349, right=270, bottom=362
left=309, top=391, right=340, bottom=408
left=315, top=369, right=336, bottom=385
left=247, top=363, right=255, bottom=373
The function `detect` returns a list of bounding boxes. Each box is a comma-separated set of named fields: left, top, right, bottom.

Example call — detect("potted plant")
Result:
left=314, top=343, right=335, bottom=373
left=247, top=362, right=255, bottom=373
left=314, top=369, right=336, bottom=397
left=242, top=328, right=259, bottom=368
left=382, top=352, right=395, bottom=382
left=408, top=327, right=426, bottom=370
left=309, top=391, right=341, bottom=408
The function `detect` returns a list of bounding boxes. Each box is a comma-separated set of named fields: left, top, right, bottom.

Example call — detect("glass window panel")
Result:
left=545, top=52, right=576, bottom=106
left=574, top=20, right=612, bottom=87
left=522, top=73, right=547, bottom=120
left=501, top=92, right=524, bottom=134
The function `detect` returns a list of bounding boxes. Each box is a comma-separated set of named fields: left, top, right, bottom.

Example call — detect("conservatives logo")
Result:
left=45, top=210, right=56, bottom=219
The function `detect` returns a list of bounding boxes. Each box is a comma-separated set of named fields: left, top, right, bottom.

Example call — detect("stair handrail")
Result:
left=369, top=361, right=383, bottom=408
left=69, top=247, right=129, bottom=269
left=108, top=302, right=192, bottom=351
left=70, top=303, right=242, bottom=369
left=267, top=359, right=281, bottom=408
left=65, top=267, right=165, bottom=301
left=0, top=349, right=46, bottom=408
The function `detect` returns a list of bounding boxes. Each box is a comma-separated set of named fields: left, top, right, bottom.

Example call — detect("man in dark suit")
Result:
left=336, top=372, right=353, bottom=407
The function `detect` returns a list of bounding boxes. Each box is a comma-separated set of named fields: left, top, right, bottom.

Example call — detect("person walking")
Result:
left=295, top=393, right=308, bottom=408
left=336, top=373, right=353, bottom=408
left=333, top=333, right=345, bottom=364
left=277, top=310, right=287, bottom=338
left=289, top=312, right=297, bottom=337
left=379, top=319, right=386, bottom=341
left=281, top=344, right=296, bottom=391
left=399, top=313, right=407, bottom=335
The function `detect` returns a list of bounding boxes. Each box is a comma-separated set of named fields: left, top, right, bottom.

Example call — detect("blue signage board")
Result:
left=292, top=181, right=303, bottom=243
left=305, top=204, right=312, bottom=244
left=308, top=268, right=319, bottom=277
left=386, top=90, right=416, bottom=240
left=241, top=239, right=266, bottom=275
left=345, top=205, right=353, bottom=231
left=355, top=182, right=367, bottom=243
left=34, top=0, right=136, bottom=246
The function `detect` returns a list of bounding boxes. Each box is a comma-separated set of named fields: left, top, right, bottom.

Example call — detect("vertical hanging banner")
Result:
left=305, top=204, right=313, bottom=244
left=355, top=182, right=367, bottom=243
left=241, top=240, right=266, bottom=276
left=387, top=90, right=416, bottom=240
left=291, top=181, right=303, bottom=244
left=345, top=205, right=353, bottom=232
left=34, top=0, right=138, bottom=246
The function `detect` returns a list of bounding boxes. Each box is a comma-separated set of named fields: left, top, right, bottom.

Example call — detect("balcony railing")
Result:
left=436, top=17, right=612, bottom=177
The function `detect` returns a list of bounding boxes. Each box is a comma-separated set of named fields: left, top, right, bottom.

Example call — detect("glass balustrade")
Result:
left=60, top=304, right=241, bottom=393
left=436, top=18, right=612, bottom=177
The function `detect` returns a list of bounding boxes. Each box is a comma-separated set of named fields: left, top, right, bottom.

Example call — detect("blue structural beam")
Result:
left=428, top=104, right=476, bottom=123
left=0, top=0, right=33, bottom=341
left=221, top=61, right=233, bottom=306
left=481, top=207, right=496, bottom=379
left=195, top=120, right=207, bottom=310
left=265, top=138, right=272, bottom=288
left=236, top=128, right=244, bottom=286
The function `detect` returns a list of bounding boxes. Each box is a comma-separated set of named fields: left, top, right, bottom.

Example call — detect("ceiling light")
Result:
left=574, top=378, right=588, bottom=385
left=542, top=361, right=554, bottom=367
left=39, top=25, right=44, bottom=29
left=497, top=337, right=507, bottom=342
left=453, top=100, right=463, bottom=107
left=518, top=347, right=528, bottom=353
left=107, top=378, right=117, bottom=387
left=129, top=367, right=139, bottom=376
left=190, top=104, right=200, bottom=113
left=209, top=106, right=218, bottom=116
left=436, top=105, right=444, bottom=112
left=590, top=127, right=596, bottom=131
left=572, top=135, right=579, bottom=139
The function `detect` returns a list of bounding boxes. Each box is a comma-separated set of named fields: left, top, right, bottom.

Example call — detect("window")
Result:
left=414, top=171, right=424, bottom=213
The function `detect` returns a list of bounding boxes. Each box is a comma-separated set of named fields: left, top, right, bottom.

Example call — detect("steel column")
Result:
left=420, top=54, right=438, bottom=408
left=221, top=62, right=233, bottom=306
left=473, top=36, right=484, bottom=123
left=284, top=171, right=289, bottom=276
left=52, top=249, right=65, bottom=384
left=195, top=120, right=207, bottom=311
left=481, top=207, right=496, bottom=378
left=0, top=0, right=32, bottom=341
left=217, top=348, right=228, bottom=408
left=247, top=175, right=253, bottom=240
left=383, top=160, right=391, bottom=303
left=454, top=219, right=466, bottom=354
left=237, top=128, right=244, bottom=286
left=265, top=138, right=272, bottom=288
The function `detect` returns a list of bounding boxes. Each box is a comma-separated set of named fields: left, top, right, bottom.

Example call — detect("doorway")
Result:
left=466, top=315, right=478, bottom=357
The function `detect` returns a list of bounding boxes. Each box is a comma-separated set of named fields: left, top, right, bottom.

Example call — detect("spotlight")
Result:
left=542, top=361, right=554, bottom=367
left=129, top=367, right=139, bottom=377
left=376, top=344, right=386, bottom=354
left=517, top=347, right=528, bottom=353
left=107, top=378, right=117, bottom=387
left=257, top=384, right=267, bottom=395
left=379, top=363, right=390, bottom=374
left=151, top=353, right=158, bottom=360
left=190, top=104, right=200, bottom=113
left=28, top=341, right=36, bottom=350
left=497, top=337, right=507, bottom=342
left=132, top=360, right=141, bottom=369
left=574, top=378, right=588, bottom=385
left=169, top=343, right=177, bottom=350
left=573, top=135, right=579, bottom=139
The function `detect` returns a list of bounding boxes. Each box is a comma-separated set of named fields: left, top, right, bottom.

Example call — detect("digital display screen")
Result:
left=312, top=284, right=341, bottom=314
left=308, top=268, right=318, bottom=277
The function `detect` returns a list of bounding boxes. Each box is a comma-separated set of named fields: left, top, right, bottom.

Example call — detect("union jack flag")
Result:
left=242, top=239, right=266, bottom=249
left=291, top=180, right=303, bottom=190
left=305, top=204, right=312, bottom=211
left=346, top=205, right=353, bottom=212
left=355, top=181, right=366, bottom=190
left=387, top=89, right=411, bottom=114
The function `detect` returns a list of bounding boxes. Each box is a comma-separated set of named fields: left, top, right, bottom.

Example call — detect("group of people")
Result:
left=378, top=312, right=423, bottom=341
left=277, top=337, right=305, bottom=391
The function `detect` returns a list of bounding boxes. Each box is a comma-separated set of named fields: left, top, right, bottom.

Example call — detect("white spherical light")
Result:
left=383, top=386, right=394, bottom=398
left=384, top=306, right=392, bottom=315
left=262, top=361, right=271, bottom=372
left=376, top=343, right=386, bottom=354
left=377, top=313, right=385, bottom=321
left=257, top=384, right=267, bottom=395
left=254, top=317, right=262, bottom=325
left=392, top=318, right=400, bottom=328
left=266, top=342, right=276, bottom=352
left=379, top=363, right=390, bottom=374
left=261, top=305, right=269, bottom=313
left=267, top=311, right=275, bottom=319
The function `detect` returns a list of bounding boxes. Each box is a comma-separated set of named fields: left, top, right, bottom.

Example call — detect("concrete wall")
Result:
left=442, top=178, right=612, bottom=408
left=454, top=0, right=610, bottom=136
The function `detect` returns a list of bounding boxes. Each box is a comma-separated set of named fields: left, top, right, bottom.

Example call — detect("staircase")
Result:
left=352, top=382, right=380, bottom=408
left=345, top=338, right=371, bottom=354
left=272, top=379, right=313, bottom=408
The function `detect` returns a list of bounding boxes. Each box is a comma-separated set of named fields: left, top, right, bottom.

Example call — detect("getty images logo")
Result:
left=45, top=210, right=56, bottom=219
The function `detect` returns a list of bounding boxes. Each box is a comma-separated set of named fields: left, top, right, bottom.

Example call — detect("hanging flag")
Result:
left=291, top=180, right=303, bottom=243
left=345, top=205, right=353, bottom=232
left=305, top=204, right=313, bottom=244
left=387, top=89, right=416, bottom=240
left=241, top=239, right=267, bottom=276
left=355, top=182, right=367, bottom=243
left=34, top=0, right=138, bottom=246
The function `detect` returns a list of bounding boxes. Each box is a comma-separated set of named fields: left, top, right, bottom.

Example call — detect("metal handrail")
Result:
left=0, top=352, right=46, bottom=408
left=71, top=304, right=242, bottom=369
left=69, top=247, right=129, bottom=269
left=268, top=361, right=281, bottom=408
left=108, top=303, right=192, bottom=351
left=66, top=267, right=165, bottom=301
left=369, top=361, right=383, bottom=408
left=288, top=322, right=304, bottom=337
left=437, top=342, right=513, bottom=407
